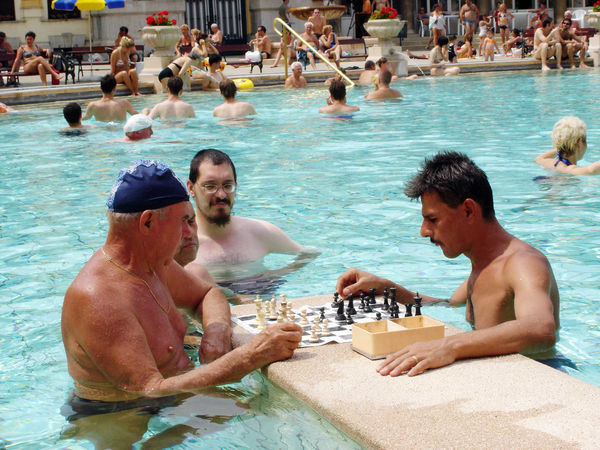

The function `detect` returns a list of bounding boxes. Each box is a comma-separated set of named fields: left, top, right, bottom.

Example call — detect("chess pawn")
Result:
left=257, top=312, right=266, bottom=330
left=300, top=309, right=309, bottom=326
left=270, top=296, right=277, bottom=320
left=287, top=303, right=295, bottom=322
left=264, top=301, right=271, bottom=317
left=277, top=311, right=284, bottom=323
left=313, top=316, right=322, bottom=333
left=321, top=318, right=331, bottom=336
left=309, top=326, right=320, bottom=343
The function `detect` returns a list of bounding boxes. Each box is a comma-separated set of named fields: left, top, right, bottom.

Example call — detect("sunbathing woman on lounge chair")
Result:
left=10, top=31, right=63, bottom=86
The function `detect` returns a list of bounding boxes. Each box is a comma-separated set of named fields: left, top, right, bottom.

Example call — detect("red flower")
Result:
left=146, top=16, right=155, bottom=25
left=172, top=19, right=177, bottom=25
left=159, top=10, right=168, bottom=15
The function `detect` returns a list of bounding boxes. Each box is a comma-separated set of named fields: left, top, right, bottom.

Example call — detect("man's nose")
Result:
left=420, top=221, right=430, bottom=238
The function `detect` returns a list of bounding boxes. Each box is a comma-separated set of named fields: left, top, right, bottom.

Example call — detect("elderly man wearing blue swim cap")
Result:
left=61, top=160, right=302, bottom=415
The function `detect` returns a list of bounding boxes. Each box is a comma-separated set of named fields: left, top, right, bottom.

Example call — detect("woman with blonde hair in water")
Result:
left=534, top=116, right=600, bottom=175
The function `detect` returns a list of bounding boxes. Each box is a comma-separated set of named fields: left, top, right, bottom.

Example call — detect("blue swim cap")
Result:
left=107, top=160, right=189, bottom=213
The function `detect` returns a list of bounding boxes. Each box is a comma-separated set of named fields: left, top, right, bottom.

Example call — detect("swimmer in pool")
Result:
left=186, top=149, right=319, bottom=288
left=285, top=62, right=307, bottom=88
left=143, top=76, right=196, bottom=119
left=117, top=114, right=154, bottom=142
left=319, top=79, right=359, bottom=115
left=337, top=152, right=559, bottom=377
left=364, top=70, right=402, bottom=100
left=62, top=102, right=92, bottom=134
left=0, top=102, right=16, bottom=113
left=212, top=79, right=256, bottom=120
left=534, top=116, right=600, bottom=175
left=62, top=159, right=302, bottom=408
left=82, top=75, right=137, bottom=122
left=358, top=60, right=377, bottom=85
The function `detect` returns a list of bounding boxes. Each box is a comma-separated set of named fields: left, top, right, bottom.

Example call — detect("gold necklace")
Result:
left=100, top=247, right=171, bottom=316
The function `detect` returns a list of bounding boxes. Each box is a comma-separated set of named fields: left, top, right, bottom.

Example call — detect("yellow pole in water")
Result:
left=283, top=27, right=288, bottom=79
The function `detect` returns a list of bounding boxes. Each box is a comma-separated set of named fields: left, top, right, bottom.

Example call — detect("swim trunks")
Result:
left=61, top=392, right=180, bottom=421
left=464, top=19, right=476, bottom=26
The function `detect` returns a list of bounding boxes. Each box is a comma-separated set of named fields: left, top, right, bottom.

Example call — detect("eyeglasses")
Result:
left=200, top=183, right=237, bottom=194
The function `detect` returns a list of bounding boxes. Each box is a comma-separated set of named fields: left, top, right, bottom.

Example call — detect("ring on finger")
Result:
left=411, top=355, right=419, bottom=364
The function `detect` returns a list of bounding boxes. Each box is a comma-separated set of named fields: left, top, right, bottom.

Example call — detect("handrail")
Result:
left=272, top=17, right=355, bottom=87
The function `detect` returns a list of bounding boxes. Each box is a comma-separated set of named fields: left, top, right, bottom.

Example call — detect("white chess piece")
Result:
left=300, top=309, right=309, bottom=326
left=309, top=325, right=320, bottom=343
left=270, top=296, right=277, bottom=320
left=277, top=311, right=284, bottom=323
left=287, top=303, right=295, bottom=322
left=257, top=311, right=266, bottom=330
left=313, top=316, right=322, bottom=333
left=321, top=318, right=331, bottom=336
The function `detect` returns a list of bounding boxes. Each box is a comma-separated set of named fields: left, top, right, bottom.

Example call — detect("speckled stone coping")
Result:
left=232, top=294, right=600, bottom=449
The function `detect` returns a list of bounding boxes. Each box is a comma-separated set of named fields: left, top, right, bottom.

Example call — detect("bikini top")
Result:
left=22, top=46, right=42, bottom=59
left=554, top=153, right=572, bottom=167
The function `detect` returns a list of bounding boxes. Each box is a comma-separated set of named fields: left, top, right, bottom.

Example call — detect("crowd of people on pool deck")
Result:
left=1, top=3, right=592, bottom=91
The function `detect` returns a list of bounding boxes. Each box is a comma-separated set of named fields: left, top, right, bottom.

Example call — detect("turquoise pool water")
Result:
left=1, top=69, right=600, bottom=447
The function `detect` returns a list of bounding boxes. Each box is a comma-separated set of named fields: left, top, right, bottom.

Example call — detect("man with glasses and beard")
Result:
left=552, top=17, right=589, bottom=69
left=186, top=150, right=318, bottom=295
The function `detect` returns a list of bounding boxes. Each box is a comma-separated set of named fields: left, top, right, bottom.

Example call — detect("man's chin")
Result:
left=208, top=215, right=231, bottom=227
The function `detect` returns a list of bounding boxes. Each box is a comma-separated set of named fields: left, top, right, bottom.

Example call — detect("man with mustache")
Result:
left=337, top=152, right=559, bottom=376
left=186, top=150, right=315, bottom=282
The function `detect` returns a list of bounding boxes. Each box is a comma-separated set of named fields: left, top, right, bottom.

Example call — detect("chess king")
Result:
left=336, top=152, right=560, bottom=377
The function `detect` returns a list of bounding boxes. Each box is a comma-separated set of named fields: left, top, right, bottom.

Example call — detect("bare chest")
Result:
left=195, top=234, right=268, bottom=265
left=466, top=269, right=514, bottom=329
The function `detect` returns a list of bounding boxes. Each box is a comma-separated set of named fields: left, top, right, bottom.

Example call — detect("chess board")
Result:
left=232, top=298, right=407, bottom=348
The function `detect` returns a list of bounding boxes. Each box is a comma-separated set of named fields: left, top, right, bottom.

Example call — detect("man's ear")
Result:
left=186, top=179, right=195, bottom=197
left=462, top=198, right=481, bottom=219
left=139, top=210, right=155, bottom=234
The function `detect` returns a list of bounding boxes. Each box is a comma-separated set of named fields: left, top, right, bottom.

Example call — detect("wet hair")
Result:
left=100, top=74, right=117, bottom=93
left=119, top=26, right=128, bottom=33
left=376, top=57, right=388, bottom=67
left=63, top=102, right=82, bottom=124
left=405, top=152, right=495, bottom=220
left=552, top=116, right=587, bottom=157
left=329, top=79, right=346, bottom=101
left=167, top=76, right=183, bottom=94
left=365, top=60, right=375, bottom=70
left=258, top=25, right=267, bottom=33
left=208, top=54, right=222, bottom=66
left=120, top=36, right=134, bottom=48
left=189, top=149, right=237, bottom=183
left=379, top=69, right=392, bottom=85
left=219, top=79, right=237, bottom=99
left=25, top=31, right=36, bottom=39
left=437, top=35, right=449, bottom=47
left=542, top=18, right=552, bottom=28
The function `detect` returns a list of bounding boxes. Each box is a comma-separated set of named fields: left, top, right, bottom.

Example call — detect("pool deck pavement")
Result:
left=1, top=51, right=595, bottom=106
left=231, top=294, right=600, bottom=449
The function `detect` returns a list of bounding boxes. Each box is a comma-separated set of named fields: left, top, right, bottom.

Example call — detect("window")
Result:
left=0, top=1, right=16, bottom=21
left=47, top=0, right=81, bottom=20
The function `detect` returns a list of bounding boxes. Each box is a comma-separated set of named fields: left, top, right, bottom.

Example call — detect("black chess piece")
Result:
left=332, top=292, right=339, bottom=308
left=320, top=307, right=326, bottom=321
left=364, top=299, right=372, bottom=313
left=346, top=294, right=357, bottom=315
left=390, top=286, right=397, bottom=304
left=405, top=303, right=413, bottom=317
left=383, top=288, right=388, bottom=302
left=359, top=293, right=365, bottom=310
left=382, top=292, right=390, bottom=311
left=375, top=312, right=382, bottom=320
left=414, top=292, right=422, bottom=316
left=336, top=299, right=346, bottom=321
left=369, top=287, right=376, bottom=304
left=346, top=312, right=354, bottom=325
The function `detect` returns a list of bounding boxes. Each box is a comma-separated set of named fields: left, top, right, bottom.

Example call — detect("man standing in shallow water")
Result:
left=82, top=74, right=137, bottom=122
left=61, top=160, right=302, bottom=411
left=337, top=152, right=559, bottom=376
left=186, top=149, right=318, bottom=288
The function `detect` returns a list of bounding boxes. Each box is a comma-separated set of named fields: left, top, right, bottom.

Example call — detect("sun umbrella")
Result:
left=52, top=0, right=126, bottom=58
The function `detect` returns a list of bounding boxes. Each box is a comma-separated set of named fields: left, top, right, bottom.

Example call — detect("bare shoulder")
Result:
left=504, top=238, right=553, bottom=278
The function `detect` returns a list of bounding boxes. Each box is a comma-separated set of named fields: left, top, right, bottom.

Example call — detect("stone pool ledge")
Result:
left=231, top=294, right=600, bottom=449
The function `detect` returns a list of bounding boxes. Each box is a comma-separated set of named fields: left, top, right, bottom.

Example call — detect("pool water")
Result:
left=1, top=69, right=600, bottom=447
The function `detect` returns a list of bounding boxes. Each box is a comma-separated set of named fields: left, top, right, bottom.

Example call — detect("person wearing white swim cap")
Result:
left=122, top=113, right=153, bottom=141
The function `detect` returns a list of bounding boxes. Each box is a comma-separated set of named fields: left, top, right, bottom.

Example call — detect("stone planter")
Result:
left=363, top=18, right=403, bottom=40
left=585, top=12, right=600, bottom=30
left=142, top=25, right=180, bottom=57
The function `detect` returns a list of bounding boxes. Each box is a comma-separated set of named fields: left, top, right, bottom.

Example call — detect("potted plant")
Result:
left=142, top=10, right=180, bottom=56
left=363, top=7, right=403, bottom=40
left=585, top=2, right=600, bottom=30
